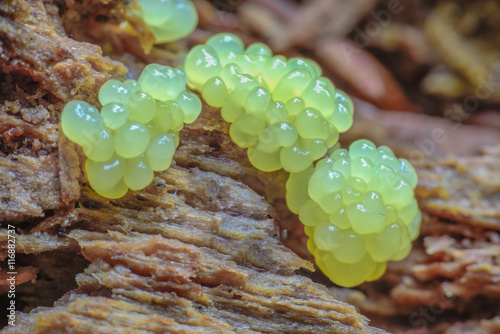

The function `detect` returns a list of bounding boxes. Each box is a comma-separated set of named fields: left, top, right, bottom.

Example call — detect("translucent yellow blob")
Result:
left=184, top=45, right=222, bottom=89
left=128, top=91, right=156, bottom=124
left=61, top=100, right=104, bottom=149
left=247, top=146, right=282, bottom=172
left=114, top=121, right=150, bottom=159
left=61, top=64, right=200, bottom=199
left=83, top=128, right=115, bottom=162
left=98, top=79, right=131, bottom=106
left=146, top=134, right=176, bottom=171
left=286, top=139, right=421, bottom=287
left=123, top=154, right=154, bottom=191
left=183, top=33, right=355, bottom=173
left=136, top=0, right=197, bottom=44
left=101, top=103, right=128, bottom=130
left=85, top=155, right=127, bottom=199
left=202, top=77, right=227, bottom=108
left=175, top=91, right=202, bottom=124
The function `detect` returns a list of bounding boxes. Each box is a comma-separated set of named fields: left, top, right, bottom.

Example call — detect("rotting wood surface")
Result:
left=0, top=1, right=384, bottom=333
left=2, top=0, right=500, bottom=334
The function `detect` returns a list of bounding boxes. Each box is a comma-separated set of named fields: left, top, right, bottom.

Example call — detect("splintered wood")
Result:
left=2, top=0, right=500, bottom=333
left=0, top=3, right=386, bottom=332
left=1, top=161, right=383, bottom=333
left=0, top=0, right=125, bottom=220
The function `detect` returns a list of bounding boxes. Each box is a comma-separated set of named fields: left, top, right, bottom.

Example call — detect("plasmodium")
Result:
left=61, top=64, right=201, bottom=198
left=184, top=33, right=354, bottom=173
left=135, top=0, right=198, bottom=43
left=286, top=139, right=421, bottom=287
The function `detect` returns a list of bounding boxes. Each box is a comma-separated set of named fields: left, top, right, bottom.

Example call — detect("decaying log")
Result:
left=0, top=1, right=386, bottom=333
left=0, top=0, right=126, bottom=220
left=1, top=148, right=385, bottom=333
left=2, top=0, right=500, bottom=333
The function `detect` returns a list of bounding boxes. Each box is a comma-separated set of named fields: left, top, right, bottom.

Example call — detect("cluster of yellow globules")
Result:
left=59, top=26, right=421, bottom=287
left=61, top=64, right=201, bottom=198
left=184, top=33, right=354, bottom=173
left=287, top=139, right=421, bottom=287
left=183, top=33, right=421, bottom=287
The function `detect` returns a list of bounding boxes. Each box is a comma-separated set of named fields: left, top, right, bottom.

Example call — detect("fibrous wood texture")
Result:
left=2, top=0, right=500, bottom=333
left=0, top=1, right=384, bottom=333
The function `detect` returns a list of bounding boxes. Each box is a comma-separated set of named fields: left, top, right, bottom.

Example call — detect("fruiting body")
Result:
left=184, top=33, right=354, bottom=173
left=61, top=64, right=201, bottom=198
left=286, top=139, right=421, bottom=287
left=136, top=0, right=198, bottom=43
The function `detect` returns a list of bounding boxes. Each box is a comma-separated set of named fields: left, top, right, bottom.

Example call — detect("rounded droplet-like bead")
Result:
left=206, top=33, right=245, bottom=55
left=137, top=0, right=174, bottom=27
left=85, top=154, right=127, bottom=199
left=288, top=57, right=322, bottom=77
left=167, top=101, right=186, bottom=132
left=138, top=64, right=185, bottom=101
left=301, top=78, right=335, bottom=118
left=83, top=128, right=115, bottom=162
left=202, top=77, right=228, bottom=108
left=284, top=97, right=305, bottom=117
left=323, top=252, right=377, bottom=288
left=314, top=222, right=343, bottom=251
left=286, top=167, right=314, bottom=214
left=347, top=191, right=387, bottom=235
left=124, top=154, right=154, bottom=191
left=246, top=42, right=272, bottom=57
left=61, top=100, right=104, bottom=146
left=308, top=167, right=344, bottom=203
left=184, top=45, right=222, bottom=90
left=146, top=133, right=176, bottom=171
left=280, top=139, right=315, bottom=173
left=101, top=103, right=128, bottom=130
left=272, top=69, right=312, bottom=103
left=261, top=56, right=288, bottom=91
left=153, top=101, right=173, bottom=131
left=175, top=91, right=202, bottom=124
left=295, top=108, right=329, bottom=140
left=247, top=146, right=282, bottom=172
left=265, top=101, right=288, bottom=125
left=98, top=79, right=131, bottom=106
left=229, top=113, right=266, bottom=148
left=137, top=0, right=198, bottom=44
left=256, top=122, right=297, bottom=153
left=331, top=91, right=354, bottom=132
left=114, top=121, right=150, bottom=159
left=245, top=86, right=271, bottom=115
left=234, top=54, right=262, bottom=77
left=128, top=91, right=156, bottom=124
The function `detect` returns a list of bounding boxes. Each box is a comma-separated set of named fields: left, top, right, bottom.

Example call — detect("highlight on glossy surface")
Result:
left=61, top=64, right=201, bottom=198
left=286, top=139, right=421, bottom=287
left=136, top=0, right=198, bottom=43
left=184, top=33, right=354, bottom=173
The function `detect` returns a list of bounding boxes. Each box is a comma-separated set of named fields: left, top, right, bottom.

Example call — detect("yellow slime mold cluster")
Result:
left=184, top=33, right=354, bottom=173
left=286, top=139, right=421, bottom=287
left=136, top=0, right=198, bottom=43
left=61, top=64, right=201, bottom=198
